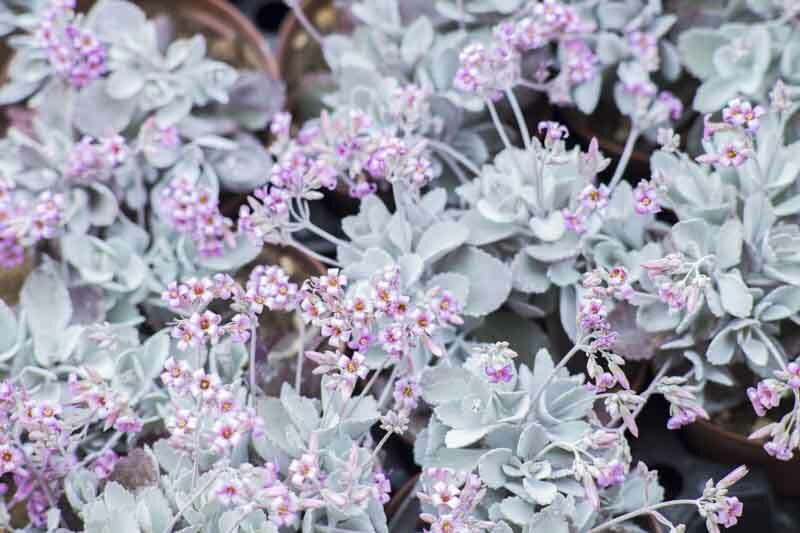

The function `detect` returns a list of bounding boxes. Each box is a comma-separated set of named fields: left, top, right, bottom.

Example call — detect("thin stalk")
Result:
left=427, top=139, right=481, bottom=176
left=361, top=431, right=392, bottom=470
left=456, top=0, right=465, bottom=31
left=586, top=500, right=698, bottom=533
left=505, top=88, right=531, bottom=150
left=608, top=127, right=640, bottom=192
left=295, top=317, right=305, bottom=393
left=299, top=219, right=356, bottom=252
left=531, top=342, right=587, bottom=406
left=518, top=79, right=549, bottom=92
left=377, top=364, right=400, bottom=410
left=287, top=0, right=324, bottom=45
left=164, top=470, right=222, bottom=533
left=341, top=359, right=389, bottom=422
left=289, top=239, right=342, bottom=267
left=249, top=321, right=258, bottom=407
left=486, top=99, right=513, bottom=150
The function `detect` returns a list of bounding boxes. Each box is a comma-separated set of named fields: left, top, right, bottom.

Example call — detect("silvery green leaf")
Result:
left=88, top=0, right=149, bottom=43
left=280, top=383, right=320, bottom=436
left=678, top=28, right=729, bottom=79
left=595, top=33, right=627, bottom=64
left=524, top=477, right=558, bottom=506
left=740, top=332, right=767, bottom=366
left=0, top=78, right=43, bottom=104
left=715, top=218, right=743, bottom=269
left=636, top=301, right=680, bottom=333
left=398, top=253, right=424, bottom=287
left=693, top=77, right=740, bottom=113
left=74, top=80, right=137, bottom=136
left=21, top=264, right=71, bottom=366
left=659, top=40, right=681, bottom=81
left=596, top=2, right=632, bottom=29
left=387, top=214, right=413, bottom=253
left=461, top=210, right=517, bottom=246
left=401, top=17, right=434, bottom=64
left=672, top=218, right=712, bottom=258
left=420, top=188, right=447, bottom=215
left=0, top=300, right=18, bottom=354
left=106, top=67, right=144, bottom=100
left=774, top=195, right=800, bottom=216
left=756, top=286, right=800, bottom=321
left=437, top=247, right=511, bottom=316
left=717, top=271, right=753, bottom=318
left=547, top=260, right=580, bottom=287
left=559, top=285, right=578, bottom=341
left=426, top=272, right=470, bottom=305
left=435, top=1, right=476, bottom=22
left=421, top=364, right=480, bottom=405
left=137, top=487, right=173, bottom=533
left=478, top=448, right=512, bottom=488
left=572, top=74, right=602, bottom=114
left=499, top=496, right=534, bottom=526
left=743, top=193, right=775, bottom=244
left=445, top=426, right=491, bottom=448
left=64, top=468, right=98, bottom=513
left=707, top=324, right=738, bottom=365
left=416, top=221, right=469, bottom=263
left=525, top=235, right=580, bottom=262
left=344, top=247, right=394, bottom=281
left=529, top=211, right=565, bottom=242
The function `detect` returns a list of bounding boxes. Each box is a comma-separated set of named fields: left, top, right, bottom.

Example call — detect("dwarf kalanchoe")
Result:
left=474, top=341, right=518, bottom=384
left=657, top=376, right=710, bottom=430
left=641, top=253, right=711, bottom=313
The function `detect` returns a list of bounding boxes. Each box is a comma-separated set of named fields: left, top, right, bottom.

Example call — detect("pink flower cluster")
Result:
left=632, top=179, right=661, bottom=215
left=0, top=378, right=130, bottom=527
left=656, top=376, right=709, bottom=430
left=747, top=360, right=800, bottom=460
left=68, top=368, right=143, bottom=434
left=641, top=253, right=709, bottom=314
left=475, top=342, right=517, bottom=385
left=417, top=468, right=495, bottom=533
left=0, top=183, right=65, bottom=268
left=455, top=0, right=596, bottom=99
left=698, top=99, right=763, bottom=168
left=163, top=266, right=297, bottom=350
left=66, top=135, right=128, bottom=180
left=563, top=183, right=609, bottom=234
left=38, top=0, right=106, bottom=88
left=161, top=360, right=263, bottom=454
left=303, top=266, right=462, bottom=394
left=580, top=267, right=635, bottom=392
left=157, top=176, right=235, bottom=257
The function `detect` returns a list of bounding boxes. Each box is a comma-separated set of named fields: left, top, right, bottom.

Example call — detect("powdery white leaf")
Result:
left=717, top=271, right=753, bottom=318
left=416, top=221, right=469, bottom=263
left=438, top=247, right=511, bottom=316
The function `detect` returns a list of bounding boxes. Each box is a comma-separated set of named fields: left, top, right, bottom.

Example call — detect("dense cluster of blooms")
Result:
left=697, top=98, right=765, bottom=168
left=641, top=253, right=710, bottom=313
left=747, top=359, right=800, bottom=460
left=164, top=265, right=297, bottom=350
left=417, top=468, right=495, bottom=533
left=0, top=182, right=65, bottom=268
left=66, top=135, right=129, bottom=180
left=455, top=0, right=596, bottom=100
left=303, top=265, right=462, bottom=395
left=38, top=0, right=107, bottom=88
left=158, top=177, right=235, bottom=257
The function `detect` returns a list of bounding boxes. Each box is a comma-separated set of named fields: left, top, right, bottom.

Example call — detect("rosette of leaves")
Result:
left=456, top=141, right=657, bottom=335
left=414, top=347, right=664, bottom=532
left=678, top=18, right=783, bottom=112
left=638, top=113, right=800, bottom=385
left=338, top=187, right=513, bottom=320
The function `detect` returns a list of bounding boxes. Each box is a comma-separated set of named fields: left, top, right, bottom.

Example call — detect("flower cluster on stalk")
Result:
left=0, top=182, right=65, bottom=268
left=417, top=468, right=495, bottom=533
left=747, top=358, right=800, bottom=460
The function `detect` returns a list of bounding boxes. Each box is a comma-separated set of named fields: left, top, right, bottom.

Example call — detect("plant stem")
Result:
left=586, top=500, right=698, bottom=533
left=377, top=363, right=400, bottom=410
left=531, top=342, right=587, bottom=406
left=164, top=470, right=222, bottom=533
left=249, top=321, right=258, bottom=407
left=486, top=99, right=513, bottom=150
left=608, top=127, right=640, bottom=192
left=505, top=88, right=531, bottom=150
left=289, top=239, right=342, bottom=267
left=295, top=317, right=305, bottom=394
left=427, top=139, right=481, bottom=176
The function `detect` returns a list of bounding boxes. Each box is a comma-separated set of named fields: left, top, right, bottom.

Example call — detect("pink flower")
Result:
left=715, top=496, right=743, bottom=528
left=633, top=180, right=660, bottom=215
left=485, top=362, right=514, bottom=384
left=189, top=310, right=223, bottom=345
left=722, top=99, right=765, bottom=132
left=746, top=381, right=781, bottom=417
left=717, top=141, right=750, bottom=167
left=212, top=417, right=242, bottom=453
left=431, top=481, right=461, bottom=510
left=579, top=184, right=609, bottom=211
left=0, top=443, right=22, bottom=475
left=596, top=462, right=625, bottom=488
left=393, top=377, right=422, bottom=410
left=563, top=208, right=587, bottom=234
left=161, top=357, right=191, bottom=391
left=227, top=313, right=253, bottom=343
left=288, top=453, right=318, bottom=487
left=190, top=369, right=221, bottom=401
left=92, top=449, right=118, bottom=480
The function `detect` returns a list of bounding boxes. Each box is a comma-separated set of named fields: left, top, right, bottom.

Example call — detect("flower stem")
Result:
left=165, top=470, right=222, bottom=532
left=295, top=317, right=305, bottom=394
left=586, top=500, right=698, bottom=533
left=249, top=321, right=258, bottom=407
left=486, top=99, right=513, bottom=150
left=427, top=139, right=481, bottom=176
left=608, top=127, right=640, bottom=192
left=531, top=342, right=587, bottom=407
left=505, top=88, right=531, bottom=150
left=289, top=239, right=342, bottom=267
